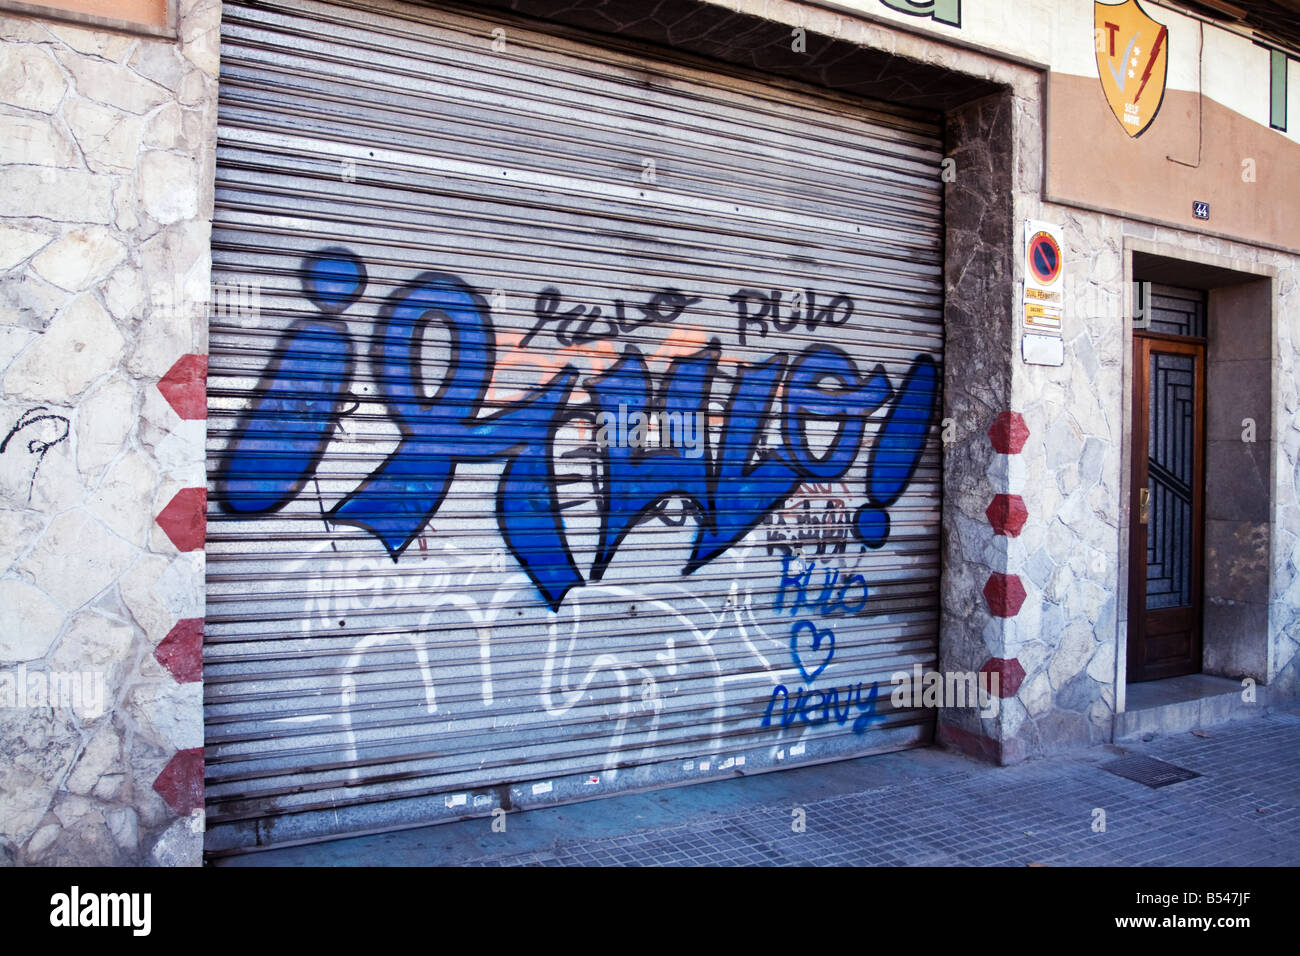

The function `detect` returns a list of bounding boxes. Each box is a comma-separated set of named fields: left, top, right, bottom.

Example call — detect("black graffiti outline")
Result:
left=731, top=288, right=855, bottom=347
left=520, top=285, right=703, bottom=348
left=1, top=407, right=71, bottom=501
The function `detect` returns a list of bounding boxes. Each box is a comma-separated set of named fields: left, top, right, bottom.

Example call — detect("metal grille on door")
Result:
left=205, top=0, right=946, bottom=852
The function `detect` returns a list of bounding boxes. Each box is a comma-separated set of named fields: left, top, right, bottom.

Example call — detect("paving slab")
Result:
left=212, top=709, right=1300, bottom=867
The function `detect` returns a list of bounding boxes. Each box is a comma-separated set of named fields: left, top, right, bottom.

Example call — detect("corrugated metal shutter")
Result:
left=205, top=0, right=946, bottom=853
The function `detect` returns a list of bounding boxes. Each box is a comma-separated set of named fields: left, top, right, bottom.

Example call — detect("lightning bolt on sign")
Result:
left=1094, top=0, right=1170, bottom=138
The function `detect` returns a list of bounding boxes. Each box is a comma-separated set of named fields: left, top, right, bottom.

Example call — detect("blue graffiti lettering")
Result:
left=773, top=555, right=869, bottom=618
left=217, top=249, right=363, bottom=514
left=790, top=620, right=835, bottom=682
left=326, top=272, right=581, bottom=611
left=589, top=345, right=716, bottom=580
left=218, top=250, right=941, bottom=612
left=855, top=354, right=941, bottom=548
left=760, top=681, right=884, bottom=733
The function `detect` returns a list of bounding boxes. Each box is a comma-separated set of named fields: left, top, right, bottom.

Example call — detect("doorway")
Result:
left=1127, top=283, right=1207, bottom=683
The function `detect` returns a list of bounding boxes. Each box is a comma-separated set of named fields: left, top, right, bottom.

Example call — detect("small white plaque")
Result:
left=1022, top=333, right=1065, bottom=366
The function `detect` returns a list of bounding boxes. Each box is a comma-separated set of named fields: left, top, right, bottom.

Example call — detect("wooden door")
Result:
left=1128, top=287, right=1207, bottom=683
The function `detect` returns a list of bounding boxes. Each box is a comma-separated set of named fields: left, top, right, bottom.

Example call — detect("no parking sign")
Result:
left=1027, top=229, right=1061, bottom=288
left=1023, top=220, right=1063, bottom=318
left=1022, top=220, right=1064, bottom=365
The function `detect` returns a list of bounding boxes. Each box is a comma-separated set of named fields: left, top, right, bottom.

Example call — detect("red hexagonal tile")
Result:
left=156, top=487, right=206, bottom=552
left=979, top=657, right=1026, bottom=698
left=157, top=353, right=208, bottom=421
left=983, top=572, right=1027, bottom=617
left=155, top=618, right=203, bottom=684
left=153, top=747, right=204, bottom=816
left=988, top=411, right=1030, bottom=455
left=986, top=493, right=1029, bottom=537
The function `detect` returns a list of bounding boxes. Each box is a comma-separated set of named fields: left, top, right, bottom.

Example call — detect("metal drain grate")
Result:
left=1103, top=754, right=1201, bottom=788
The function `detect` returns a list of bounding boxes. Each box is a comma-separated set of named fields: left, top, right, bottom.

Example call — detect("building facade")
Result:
left=0, top=0, right=1297, bottom=865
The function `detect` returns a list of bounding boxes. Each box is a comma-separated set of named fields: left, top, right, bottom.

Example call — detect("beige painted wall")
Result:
left=1048, top=73, right=1300, bottom=253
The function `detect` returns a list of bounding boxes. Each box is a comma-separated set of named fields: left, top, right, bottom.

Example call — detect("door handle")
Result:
left=1138, top=487, right=1150, bottom=525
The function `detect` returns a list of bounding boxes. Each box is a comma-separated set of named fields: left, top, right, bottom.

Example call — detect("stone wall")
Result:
left=1269, top=236, right=1300, bottom=698
left=999, top=195, right=1300, bottom=762
left=0, top=0, right=218, bottom=865
left=994, top=201, right=1129, bottom=761
left=948, top=82, right=1300, bottom=762
left=934, top=89, right=1020, bottom=761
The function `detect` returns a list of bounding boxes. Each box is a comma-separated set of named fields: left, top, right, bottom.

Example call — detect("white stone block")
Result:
left=64, top=724, right=123, bottom=795
left=1020, top=672, right=1052, bottom=717
left=16, top=509, right=137, bottom=610
left=142, top=102, right=183, bottom=150
left=158, top=552, right=203, bottom=620
left=154, top=421, right=205, bottom=483
left=177, top=69, right=208, bottom=107
left=62, top=97, right=144, bottom=174
left=76, top=374, right=136, bottom=475
left=101, top=265, right=149, bottom=324
left=0, top=168, right=114, bottom=224
left=0, top=269, right=69, bottom=333
left=0, top=401, right=72, bottom=506
left=50, top=612, right=135, bottom=718
left=181, top=15, right=221, bottom=78
left=0, top=16, right=52, bottom=42
left=1048, top=622, right=1095, bottom=690
left=30, top=227, right=127, bottom=293
left=130, top=679, right=203, bottom=750
left=0, top=578, right=64, bottom=661
left=87, top=450, right=156, bottom=547
left=0, top=509, right=44, bottom=574
left=24, top=823, right=61, bottom=858
left=106, top=806, right=137, bottom=850
left=1086, top=635, right=1116, bottom=684
left=24, top=433, right=84, bottom=513
left=132, top=323, right=195, bottom=387
left=0, top=708, right=80, bottom=847
left=150, top=816, right=201, bottom=867
left=0, top=224, right=54, bottom=272
left=138, top=151, right=200, bottom=225
left=57, top=51, right=171, bottom=115
left=0, top=45, right=66, bottom=113
left=117, top=553, right=173, bottom=645
left=48, top=23, right=134, bottom=60
left=1000, top=696, right=1027, bottom=737
left=0, top=327, right=38, bottom=369
left=3, top=295, right=125, bottom=404
left=119, top=552, right=201, bottom=645
left=129, top=41, right=187, bottom=92
left=0, top=112, right=78, bottom=167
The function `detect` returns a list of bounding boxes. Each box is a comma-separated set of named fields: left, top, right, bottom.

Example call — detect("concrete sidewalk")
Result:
left=213, top=708, right=1300, bottom=867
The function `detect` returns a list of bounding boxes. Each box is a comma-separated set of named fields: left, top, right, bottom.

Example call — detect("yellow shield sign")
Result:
left=1094, top=0, right=1169, bottom=137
